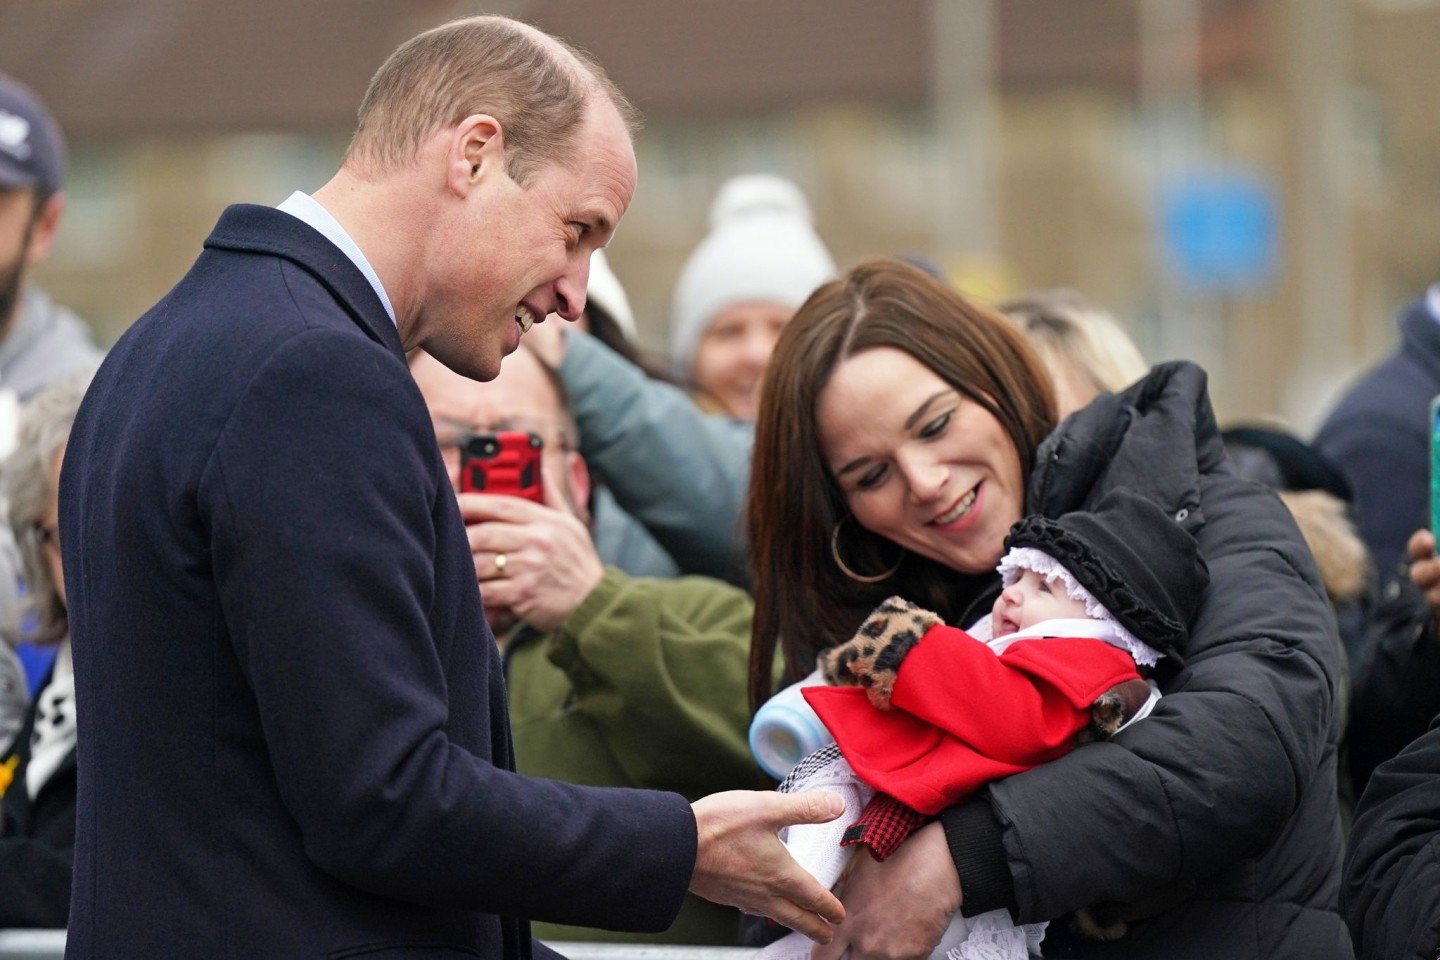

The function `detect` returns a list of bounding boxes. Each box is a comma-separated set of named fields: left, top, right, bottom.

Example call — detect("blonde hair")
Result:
left=3, top=369, right=94, bottom=645
left=345, top=16, right=638, bottom=184
left=999, top=289, right=1148, bottom=405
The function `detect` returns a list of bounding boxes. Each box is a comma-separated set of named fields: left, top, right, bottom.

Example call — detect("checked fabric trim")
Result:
left=841, top=791, right=930, bottom=860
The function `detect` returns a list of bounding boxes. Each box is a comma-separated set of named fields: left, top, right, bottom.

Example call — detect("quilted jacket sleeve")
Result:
left=559, top=330, right=753, bottom=584
left=1343, top=717, right=1440, bottom=960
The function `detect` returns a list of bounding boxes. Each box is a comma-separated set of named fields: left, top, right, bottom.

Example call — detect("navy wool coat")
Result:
left=59, top=205, right=697, bottom=959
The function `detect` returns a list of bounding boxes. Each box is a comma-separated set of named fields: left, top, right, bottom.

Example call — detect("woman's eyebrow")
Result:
left=834, top=390, right=956, bottom=478
left=905, top=390, right=954, bottom=430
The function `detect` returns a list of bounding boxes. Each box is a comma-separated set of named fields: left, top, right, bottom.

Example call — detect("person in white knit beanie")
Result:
left=670, top=174, right=836, bottom=419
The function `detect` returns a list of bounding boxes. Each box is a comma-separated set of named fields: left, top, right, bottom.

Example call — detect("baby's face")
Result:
left=991, top=568, right=1091, bottom=636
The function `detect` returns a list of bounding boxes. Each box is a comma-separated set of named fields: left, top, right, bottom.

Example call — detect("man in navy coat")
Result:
left=58, top=16, right=842, bottom=959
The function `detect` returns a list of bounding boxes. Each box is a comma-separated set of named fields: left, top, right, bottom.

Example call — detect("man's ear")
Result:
left=24, top=192, right=63, bottom=266
left=565, top=450, right=592, bottom=526
left=447, top=114, right=508, bottom=198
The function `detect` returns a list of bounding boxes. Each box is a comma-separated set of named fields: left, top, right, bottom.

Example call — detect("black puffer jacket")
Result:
left=941, top=362, right=1352, bottom=958
left=1343, top=716, right=1440, bottom=959
left=1347, top=574, right=1440, bottom=796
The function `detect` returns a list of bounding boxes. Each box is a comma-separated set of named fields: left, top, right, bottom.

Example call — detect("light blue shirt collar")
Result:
left=1427, top=284, right=1440, bottom=326
left=276, top=191, right=397, bottom=328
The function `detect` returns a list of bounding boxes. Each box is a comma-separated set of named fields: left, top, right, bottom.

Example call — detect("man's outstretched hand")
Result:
left=689, top=790, right=847, bottom=943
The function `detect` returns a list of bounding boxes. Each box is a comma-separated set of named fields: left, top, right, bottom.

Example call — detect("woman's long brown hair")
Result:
left=746, top=259, right=1057, bottom=710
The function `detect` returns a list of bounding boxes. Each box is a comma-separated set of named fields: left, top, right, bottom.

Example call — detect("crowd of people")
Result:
left=0, top=13, right=1438, bottom=960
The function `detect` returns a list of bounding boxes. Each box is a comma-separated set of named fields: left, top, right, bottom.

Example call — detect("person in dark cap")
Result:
left=0, top=73, right=102, bottom=404
left=0, top=74, right=102, bottom=757
left=753, top=490, right=1210, bottom=959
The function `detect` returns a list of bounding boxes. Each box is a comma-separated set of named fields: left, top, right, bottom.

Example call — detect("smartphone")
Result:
left=460, top=431, right=544, bottom=503
left=1431, top=395, right=1440, bottom=542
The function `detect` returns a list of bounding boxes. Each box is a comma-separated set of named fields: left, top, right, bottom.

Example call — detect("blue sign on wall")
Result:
left=1158, top=171, right=1279, bottom=293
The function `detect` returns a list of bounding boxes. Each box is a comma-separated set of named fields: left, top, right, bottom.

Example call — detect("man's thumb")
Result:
left=785, top=790, right=846, bottom=824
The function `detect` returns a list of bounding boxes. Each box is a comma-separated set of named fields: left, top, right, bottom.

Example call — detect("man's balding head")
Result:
left=345, top=15, right=638, bottom=185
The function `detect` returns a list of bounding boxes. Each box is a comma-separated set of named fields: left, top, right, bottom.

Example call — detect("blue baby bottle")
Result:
left=749, top=669, right=834, bottom=780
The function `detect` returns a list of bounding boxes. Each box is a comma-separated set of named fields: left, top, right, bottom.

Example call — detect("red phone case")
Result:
left=460, top=431, right=544, bottom=503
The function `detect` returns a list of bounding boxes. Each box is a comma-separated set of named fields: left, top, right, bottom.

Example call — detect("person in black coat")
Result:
left=0, top=370, right=92, bottom=927
left=1343, top=714, right=1440, bottom=958
left=1348, top=524, right=1440, bottom=793
left=59, top=17, right=841, bottom=960
left=748, top=260, right=1351, bottom=959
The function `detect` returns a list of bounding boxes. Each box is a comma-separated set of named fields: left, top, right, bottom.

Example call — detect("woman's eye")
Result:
left=855, top=464, right=888, bottom=490
left=918, top=411, right=952, bottom=439
left=1038, top=580, right=1053, bottom=594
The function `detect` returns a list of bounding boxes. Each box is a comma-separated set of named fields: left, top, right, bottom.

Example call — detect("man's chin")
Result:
left=424, top=338, right=502, bottom=384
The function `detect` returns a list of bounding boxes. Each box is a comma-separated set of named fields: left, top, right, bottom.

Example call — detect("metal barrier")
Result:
left=546, top=947, right=756, bottom=959
left=0, top=931, right=64, bottom=960
left=0, top=931, right=758, bottom=959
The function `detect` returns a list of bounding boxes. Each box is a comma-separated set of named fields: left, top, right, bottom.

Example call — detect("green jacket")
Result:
left=503, top=567, right=768, bottom=945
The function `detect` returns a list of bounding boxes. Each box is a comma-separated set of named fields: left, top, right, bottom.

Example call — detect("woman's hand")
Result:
left=811, top=820, right=962, bottom=960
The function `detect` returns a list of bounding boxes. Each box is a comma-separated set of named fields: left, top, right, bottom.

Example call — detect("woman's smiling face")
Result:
left=816, top=346, right=1025, bottom=576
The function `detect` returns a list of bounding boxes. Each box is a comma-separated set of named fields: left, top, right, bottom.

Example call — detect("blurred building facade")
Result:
left=3, top=0, right=1438, bottom=428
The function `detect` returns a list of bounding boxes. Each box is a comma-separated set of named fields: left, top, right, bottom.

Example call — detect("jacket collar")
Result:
left=203, top=204, right=405, bottom=363
left=1029, top=361, right=1216, bottom=535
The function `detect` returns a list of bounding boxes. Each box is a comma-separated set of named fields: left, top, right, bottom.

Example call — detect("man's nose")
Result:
left=553, top=257, right=592, bottom=322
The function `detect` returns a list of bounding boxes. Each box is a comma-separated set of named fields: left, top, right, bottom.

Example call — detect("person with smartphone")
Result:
left=1342, top=709, right=1440, bottom=960
left=410, top=343, right=773, bottom=945
left=1342, top=524, right=1440, bottom=959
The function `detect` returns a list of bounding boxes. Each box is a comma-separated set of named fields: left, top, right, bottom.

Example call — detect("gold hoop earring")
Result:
left=830, top=515, right=903, bottom=584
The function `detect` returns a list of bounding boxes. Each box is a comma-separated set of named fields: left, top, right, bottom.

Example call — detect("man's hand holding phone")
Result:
left=460, top=431, right=545, bottom=502
left=1416, top=393, right=1440, bottom=619
left=457, top=438, right=604, bottom=634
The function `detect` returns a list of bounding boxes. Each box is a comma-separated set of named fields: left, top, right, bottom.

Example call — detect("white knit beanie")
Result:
left=669, top=174, right=837, bottom=375
left=585, top=250, right=636, bottom=338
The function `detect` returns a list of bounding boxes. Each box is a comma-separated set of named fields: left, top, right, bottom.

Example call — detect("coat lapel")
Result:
left=203, top=204, right=405, bottom=362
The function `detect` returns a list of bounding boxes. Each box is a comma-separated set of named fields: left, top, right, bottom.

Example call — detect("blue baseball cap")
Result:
left=0, top=74, right=65, bottom=195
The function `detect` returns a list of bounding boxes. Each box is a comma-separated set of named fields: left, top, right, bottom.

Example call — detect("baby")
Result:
left=758, top=489, right=1209, bottom=960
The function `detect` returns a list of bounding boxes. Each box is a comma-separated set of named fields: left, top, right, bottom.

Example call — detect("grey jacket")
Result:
left=0, top=288, right=102, bottom=707
left=590, top=486, right=680, bottom=579
left=560, top=331, right=752, bottom=585
left=0, top=287, right=103, bottom=402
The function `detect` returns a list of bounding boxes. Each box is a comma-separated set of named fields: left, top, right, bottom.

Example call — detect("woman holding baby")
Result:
left=746, top=259, right=1351, bottom=959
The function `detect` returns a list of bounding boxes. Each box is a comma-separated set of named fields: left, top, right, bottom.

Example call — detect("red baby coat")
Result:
left=803, top=623, right=1141, bottom=815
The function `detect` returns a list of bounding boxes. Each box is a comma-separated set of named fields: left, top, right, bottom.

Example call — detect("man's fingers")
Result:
left=1408, top=527, right=1437, bottom=563
left=772, top=863, right=846, bottom=928
left=810, top=931, right=851, bottom=960
left=766, top=896, right=838, bottom=944
left=772, top=790, right=846, bottom=828
left=458, top=491, right=543, bottom=524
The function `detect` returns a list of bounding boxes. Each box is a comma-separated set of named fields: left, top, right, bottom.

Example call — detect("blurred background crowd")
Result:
left=3, top=0, right=1439, bottom=431
left=2, top=2, right=1440, bottom=957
